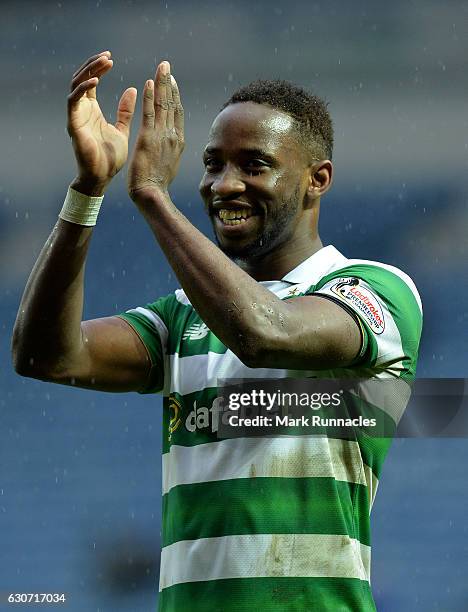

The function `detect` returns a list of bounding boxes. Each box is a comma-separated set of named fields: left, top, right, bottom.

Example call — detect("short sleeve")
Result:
left=310, top=264, right=423, bottom=378
left=117, top=295, right=174, bottom=394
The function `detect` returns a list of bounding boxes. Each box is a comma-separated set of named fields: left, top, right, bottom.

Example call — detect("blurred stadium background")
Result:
left=1, top=1, right=467, bottom=610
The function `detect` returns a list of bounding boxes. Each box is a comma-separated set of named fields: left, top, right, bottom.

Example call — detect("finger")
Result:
left=72, top=50, right=111, bottom=78
left=171, top=75, right=184, bottom=138
left=67, top=77, right=99, bottom=112
left=166, top=65, right=175, bottom=130
left=71, top=56, right=113, bottom=99
left=115, top=87, right=137, bottom=138
left=154, top=61, right=169, bottom=127
left=141, top=80, right=155, bottom=129
left=70, top=56, right=112, bottom=94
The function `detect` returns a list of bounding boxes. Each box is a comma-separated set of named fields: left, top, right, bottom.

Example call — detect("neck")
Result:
left=235, top=234, right=323, bottom=281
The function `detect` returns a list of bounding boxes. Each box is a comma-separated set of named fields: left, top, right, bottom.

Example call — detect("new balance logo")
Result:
left=182, top=322, right=210, bottom=341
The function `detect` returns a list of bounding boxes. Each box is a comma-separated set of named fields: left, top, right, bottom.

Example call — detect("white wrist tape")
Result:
left=59, top=186, right=104, bottom=226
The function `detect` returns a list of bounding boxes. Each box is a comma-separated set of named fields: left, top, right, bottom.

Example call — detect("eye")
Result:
left=244, top=160, right=268, bottom=176
left=203, top=158, right=222, bottom=172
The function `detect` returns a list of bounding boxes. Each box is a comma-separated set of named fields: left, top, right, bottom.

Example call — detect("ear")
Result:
left=307, top=160, right=333, bottom=198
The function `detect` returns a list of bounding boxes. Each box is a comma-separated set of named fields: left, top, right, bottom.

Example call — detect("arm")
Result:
left=12, top=51, right=151, bottom=392
left=136, top=201, right=361, bottom=370
left=127, top=63, right=361, bottom=370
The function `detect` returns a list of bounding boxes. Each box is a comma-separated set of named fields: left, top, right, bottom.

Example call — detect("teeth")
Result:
left=218, top=208, right=253, bottom=221
left=223, top=218, right=246, bottom=225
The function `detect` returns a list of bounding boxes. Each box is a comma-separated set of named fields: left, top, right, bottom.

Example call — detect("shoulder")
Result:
left=118, top=290, right=192, bottom=343
left=308, top=251, right=423, bottom=375
left=342, top=257, right=421, bottom=311
left=314, top=253, right=422, bottom=316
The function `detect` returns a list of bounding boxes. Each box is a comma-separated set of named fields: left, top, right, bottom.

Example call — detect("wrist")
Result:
left=130, top=185, right=170, bottom=207
left=59, top=185, right=104, bottom=226
left=71, top=176, right=110, bottom=197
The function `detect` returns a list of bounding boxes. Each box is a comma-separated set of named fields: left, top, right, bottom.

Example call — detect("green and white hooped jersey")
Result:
left=119, top=245, right=422, bottom=612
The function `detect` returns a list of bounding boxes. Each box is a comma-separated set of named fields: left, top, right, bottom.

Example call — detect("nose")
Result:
left=210, top=166, right=246, bottom=197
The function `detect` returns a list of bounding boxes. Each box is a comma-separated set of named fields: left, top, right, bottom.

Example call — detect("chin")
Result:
left=216, top=241, right=249, bottom=259
left=216, top=238, right=271, bottom=262
left=211, top=220, right=271, bottom=260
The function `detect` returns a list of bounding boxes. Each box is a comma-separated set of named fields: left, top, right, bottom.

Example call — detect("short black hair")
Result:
left=221, top=79, right=333, bottom=160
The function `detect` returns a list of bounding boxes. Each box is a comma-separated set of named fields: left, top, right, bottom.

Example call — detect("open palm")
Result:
left=67, top=51, right=137, bottom=189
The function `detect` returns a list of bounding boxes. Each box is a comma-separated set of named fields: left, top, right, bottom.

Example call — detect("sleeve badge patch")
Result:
left=330, top=277, right=385, bottom=335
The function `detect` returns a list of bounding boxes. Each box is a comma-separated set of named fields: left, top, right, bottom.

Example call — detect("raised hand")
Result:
left=67, top=51, right=137, bottom=195
left=128, top=61, right=185, bottom=204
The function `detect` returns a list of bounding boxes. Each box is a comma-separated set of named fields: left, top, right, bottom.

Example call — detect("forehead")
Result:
left=206, top=102, right=299, bottom=156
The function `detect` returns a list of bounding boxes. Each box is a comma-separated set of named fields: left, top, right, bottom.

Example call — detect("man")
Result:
left=12, top=51, right=422, bottom=610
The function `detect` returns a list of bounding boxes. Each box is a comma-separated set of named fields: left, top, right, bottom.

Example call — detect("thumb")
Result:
left=115, top=87, right=137, bottom=138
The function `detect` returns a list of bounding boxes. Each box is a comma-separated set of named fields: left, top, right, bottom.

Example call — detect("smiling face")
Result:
left=199, top=102, right=316, bottom=261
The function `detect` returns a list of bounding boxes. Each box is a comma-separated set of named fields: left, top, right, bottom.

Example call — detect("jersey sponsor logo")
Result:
left=185, top=397, right=225, bottom=433
left=182, top=322, right=210, bottom=341
left=330, top=277, right=385, bottom=334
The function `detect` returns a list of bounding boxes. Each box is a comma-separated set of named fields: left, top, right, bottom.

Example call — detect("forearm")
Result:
left=138, top=193, right=287, bottom=364
left=12, top=50, right=141, bottom=379
left=12, top=216, right=93, bottom=377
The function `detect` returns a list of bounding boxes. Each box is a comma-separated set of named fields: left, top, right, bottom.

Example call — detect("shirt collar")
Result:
left=281, top=245, right=347, bottom=284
